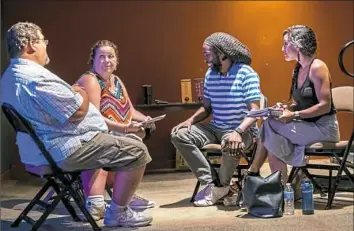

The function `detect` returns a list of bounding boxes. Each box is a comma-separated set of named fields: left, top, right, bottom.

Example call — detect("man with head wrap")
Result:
left=171, top=32, right=262, bottom=206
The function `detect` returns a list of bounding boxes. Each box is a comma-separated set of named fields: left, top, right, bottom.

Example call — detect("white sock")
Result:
left=86, top=195, right=105, bottom=207
left=109, top=200, right=127, bottom=212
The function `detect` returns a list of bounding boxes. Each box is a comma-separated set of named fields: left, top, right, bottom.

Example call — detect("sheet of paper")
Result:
left=141, top=114, right=166, bottom=125
left=245, top=108, right=283, bottom=118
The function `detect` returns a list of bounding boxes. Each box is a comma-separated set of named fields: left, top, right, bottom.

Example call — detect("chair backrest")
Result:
left=332, top=86, right=353, bottom=112
left=1, top=103, right=61, bottom=172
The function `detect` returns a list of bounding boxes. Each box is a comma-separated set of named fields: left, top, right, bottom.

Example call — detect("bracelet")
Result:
left=294, top=111, right=301, bottom=120
left=235, top=127, right=244, bottom=136
left=124, top=126, right=128, bottom=134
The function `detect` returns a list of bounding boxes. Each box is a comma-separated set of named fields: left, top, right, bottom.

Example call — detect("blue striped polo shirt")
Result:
left=204, top=62, right=261, bottom=135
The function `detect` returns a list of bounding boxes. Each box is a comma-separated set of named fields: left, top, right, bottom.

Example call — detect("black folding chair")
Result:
left=190, top=94, right=267, bottom=202
left=2, top=103, right=101, bottom=231
left=287, top=86, right=354, bottom=209
left=35, top=125, right=147, bottom=209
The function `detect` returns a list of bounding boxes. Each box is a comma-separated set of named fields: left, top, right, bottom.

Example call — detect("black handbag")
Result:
left=239, top=171, right=284, bottom=218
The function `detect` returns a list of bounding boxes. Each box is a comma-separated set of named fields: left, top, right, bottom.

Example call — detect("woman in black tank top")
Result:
left=291, top=58, right=336, bottom=122
left=248, top=25, right=339, bottom=184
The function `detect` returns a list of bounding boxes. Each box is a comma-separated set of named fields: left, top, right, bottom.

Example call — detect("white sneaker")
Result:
left=104, top=206, right=153, bottom=227
left=85, top=201, right=106, bottom=221
left=193, top=185, right=230, bottom=207
left=194, top=184, right=211, bottom=201
left=129, top=194, right=156, bottom=210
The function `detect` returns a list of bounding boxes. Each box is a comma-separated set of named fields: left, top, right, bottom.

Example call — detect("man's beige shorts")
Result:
left=58, top=133, right=152, bottom=172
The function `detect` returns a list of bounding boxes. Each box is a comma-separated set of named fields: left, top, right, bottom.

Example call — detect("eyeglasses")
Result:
left=32, top=39, right=49, bottom=45
left=39, top=39, right=49, bottom=45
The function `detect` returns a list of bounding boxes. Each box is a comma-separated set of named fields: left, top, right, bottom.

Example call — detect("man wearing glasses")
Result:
left=1, top=22, right=153, bottom=227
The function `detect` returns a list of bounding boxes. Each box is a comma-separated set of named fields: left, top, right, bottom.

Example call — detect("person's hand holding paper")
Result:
left=138, top=114, right=166, bottom=129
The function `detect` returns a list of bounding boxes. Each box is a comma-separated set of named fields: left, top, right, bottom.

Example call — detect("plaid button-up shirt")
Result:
left=1, top=58, right=108, bottom=166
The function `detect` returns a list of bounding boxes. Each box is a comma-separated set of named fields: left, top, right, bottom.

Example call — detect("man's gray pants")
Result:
left=171, top=123, right=253, bottom=186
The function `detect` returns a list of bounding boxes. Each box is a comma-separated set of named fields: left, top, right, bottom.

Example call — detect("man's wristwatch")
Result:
left=235, top=127, right=244, bottom=136
left=294, top=111, right=301, bottom=120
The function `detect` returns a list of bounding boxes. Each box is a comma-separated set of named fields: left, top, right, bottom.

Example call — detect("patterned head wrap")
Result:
left=283, top=25, right=317, bottom=57
left=204, top=32, right=252, bottom=65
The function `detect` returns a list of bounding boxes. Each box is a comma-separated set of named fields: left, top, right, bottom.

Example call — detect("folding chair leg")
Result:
left=74, top=178, right=85, bottom=201
left=327, top=170, right=333, bottom=200
left=235, top=181, right=242, bottom=191
left=105, top=183, right=113, bottom=199
left=235, top=169, right=242, bottom=188
left=35, top=188, right=56, bottom=211
left=191, top=181, right=201, bottom=202
left=341, top=167, right=354, bottom=182
left=67, top=184, right=101, bottom=231
left=333, top=153, right=354, bottom=183
left=61, top=196, right=80, bottom=221
left=287, top=167, right=300, bottom=183
left=11, top=181, right=52, bottom=227
left=76, top=188, right=85, bottom=204
left=31, top=193, right=63, bottom=231
left=301, top=168, right=327, bottom=197
left=326, top=157, right=354, bottom=210
left=47, top=177, right=81, bottom=222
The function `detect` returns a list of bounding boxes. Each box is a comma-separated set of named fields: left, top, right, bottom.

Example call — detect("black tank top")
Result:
left=292, top=60, right=336, bottom=122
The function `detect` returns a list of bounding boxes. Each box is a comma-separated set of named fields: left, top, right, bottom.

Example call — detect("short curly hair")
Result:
left=88, top=40, right=119, bottom=67
left=6, top=22, right=42, bottom=58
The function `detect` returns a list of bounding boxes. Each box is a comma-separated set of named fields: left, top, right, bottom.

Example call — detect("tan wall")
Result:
left=1, top=1, right=353, bottom=174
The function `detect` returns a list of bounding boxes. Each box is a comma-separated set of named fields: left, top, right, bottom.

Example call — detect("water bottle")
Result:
left=283, top=183, right=295, bottom=215
left=301, top=181, right=315, bottom=215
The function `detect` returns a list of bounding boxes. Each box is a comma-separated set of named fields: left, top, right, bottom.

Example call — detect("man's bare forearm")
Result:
left=69, top=88, right=90, bottom=122
left=237, top=117, right=257, bottom=132
left=187, top=106, right=211, bottom=124
left=237, top=101, right=260, bottom=132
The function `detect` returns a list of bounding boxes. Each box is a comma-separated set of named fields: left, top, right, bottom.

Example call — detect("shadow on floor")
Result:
left=1, top=199, right=32, bottom=210
left=215, top=203, right=242, bottom=212
left=295, top=197, right=353, bottom=211
left=159, top=197, right=194, bottom=208
left=1, top=198, right=84, bottom=217
left=1, top=211, right=142, bottom=231
left=234, top=213, right=282, bottom=219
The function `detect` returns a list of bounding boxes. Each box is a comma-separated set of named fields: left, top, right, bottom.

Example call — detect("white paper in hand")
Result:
left=141, top=114, right=166, bottom=125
